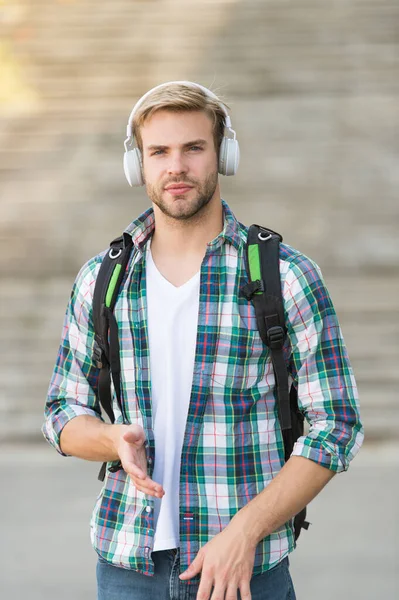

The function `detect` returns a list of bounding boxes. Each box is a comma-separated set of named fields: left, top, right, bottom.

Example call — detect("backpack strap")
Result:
left=242, top=225, right=291, bottom=431
left=242, top=224, right=310, bottom=540
left=92, top=233, right=134, bottom=480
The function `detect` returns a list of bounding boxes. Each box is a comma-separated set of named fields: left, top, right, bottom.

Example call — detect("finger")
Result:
left=141, top=476, right=164, bottom=493
left=124, top=461, right=146, bottom=480
left=134, top=484, right=165, bottom=498
left=137, top=488, right=163, bottom=498
left=224, top=581, right=240, bottom=600
left=207, top=582, right=228, bottom=600
left=123, top=424, right=146, bottom=446
left=238, top=579, right=251, bottom=600
left=123, top=428, right=145, bottom=446
left=196, top=571, right=213, bottom=600
left=179, top=553, right=204, bottom=580
left=130, top=476, right=164, bottom=495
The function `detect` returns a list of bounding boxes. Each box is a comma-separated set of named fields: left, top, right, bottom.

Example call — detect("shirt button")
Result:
left=145, top=506, right=152, bottom=513
left=148, top=457, right=153, bottom=465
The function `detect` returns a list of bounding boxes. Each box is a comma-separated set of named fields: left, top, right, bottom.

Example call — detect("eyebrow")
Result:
left=146, top=139, right=208, bottom=152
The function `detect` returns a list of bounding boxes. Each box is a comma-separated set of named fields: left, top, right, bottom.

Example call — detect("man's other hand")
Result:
left=179, top=520, right=255, bottom=600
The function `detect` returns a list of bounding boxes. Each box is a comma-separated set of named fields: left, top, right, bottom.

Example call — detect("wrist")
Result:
left=231, top=502, right=266, bottom=547
left=106, top=423, right=129, bottom=459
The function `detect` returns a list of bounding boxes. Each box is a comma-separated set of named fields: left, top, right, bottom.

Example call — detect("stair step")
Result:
left=1, top=0, right=397, bottom=441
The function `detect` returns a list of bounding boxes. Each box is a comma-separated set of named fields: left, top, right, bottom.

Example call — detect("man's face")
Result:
left=140, top=109, right=219, bottom=220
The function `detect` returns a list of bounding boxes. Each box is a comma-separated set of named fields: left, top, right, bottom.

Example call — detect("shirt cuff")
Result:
left=291, top=435, right=349, bottom=473
left=42, top=403, right=103, bottom=456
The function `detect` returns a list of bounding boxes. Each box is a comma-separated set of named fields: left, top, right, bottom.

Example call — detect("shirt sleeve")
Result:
left=283, top=253, right=364, bottom=472
left=42, top=257, right=104, bottom=455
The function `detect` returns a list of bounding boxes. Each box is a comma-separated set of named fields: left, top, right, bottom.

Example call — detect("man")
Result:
left=43, top=81, right=363, bottom=600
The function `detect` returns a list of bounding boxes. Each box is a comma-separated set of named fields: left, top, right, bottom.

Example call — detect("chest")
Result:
left=116, top=247, right=271, bottom=398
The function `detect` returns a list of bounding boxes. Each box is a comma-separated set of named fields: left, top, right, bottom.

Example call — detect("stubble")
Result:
left=146, top=170, right=219, bottom=222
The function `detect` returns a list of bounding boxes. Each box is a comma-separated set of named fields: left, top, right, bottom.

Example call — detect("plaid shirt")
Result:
left=43, top=200, right=363, bottom=576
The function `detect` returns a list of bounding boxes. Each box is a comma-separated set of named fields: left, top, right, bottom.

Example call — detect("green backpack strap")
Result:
left=242, top=224, right=310, bottom=540
left=92, top=233, right=133, bottom=481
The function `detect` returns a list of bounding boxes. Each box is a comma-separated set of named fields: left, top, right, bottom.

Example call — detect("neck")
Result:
left=150, top=190, right=224, bottom=257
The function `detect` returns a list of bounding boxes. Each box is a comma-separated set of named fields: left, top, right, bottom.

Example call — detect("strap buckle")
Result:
left=108, top=461, right=123, bottom=473
left=266, top=325, right=285, bottom=350
left=93, top=340, right=105, bottom=369
left=241, top=279, right=264, bottom=301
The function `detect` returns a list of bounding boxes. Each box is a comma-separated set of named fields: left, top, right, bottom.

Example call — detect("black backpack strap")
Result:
left=242, top=224, right=310, bottom=540
left=242, top=225, right=291, bottom=431
left=92, top=233, right=134, bottom=480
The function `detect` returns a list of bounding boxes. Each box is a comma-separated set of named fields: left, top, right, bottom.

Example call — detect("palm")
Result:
left=117, top=425, right=164, bottom=498
left=120, top=425, right=147, bottom=478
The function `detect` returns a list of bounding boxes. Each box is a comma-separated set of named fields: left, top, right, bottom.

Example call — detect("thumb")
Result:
left=179, top=553, right=204, bottom=580
left=123, top=425, right=146, bottom=447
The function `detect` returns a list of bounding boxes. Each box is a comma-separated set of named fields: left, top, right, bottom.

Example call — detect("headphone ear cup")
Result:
left=123, top=148, right=144, bottom=186
left=219, top=138, right=240, bottom=176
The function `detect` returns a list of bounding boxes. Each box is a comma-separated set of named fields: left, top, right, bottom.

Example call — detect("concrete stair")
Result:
left=0, top=0, right=398, bottom=442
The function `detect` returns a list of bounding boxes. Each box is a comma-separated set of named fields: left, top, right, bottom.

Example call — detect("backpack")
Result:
left=92, top=224, right=310, bottom=541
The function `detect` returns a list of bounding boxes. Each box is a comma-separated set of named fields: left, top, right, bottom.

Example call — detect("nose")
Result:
left=167, top=151, right=188, bottom=176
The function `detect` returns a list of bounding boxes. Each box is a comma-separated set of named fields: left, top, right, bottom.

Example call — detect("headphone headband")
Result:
left=125, top=81, right=232, bottom=140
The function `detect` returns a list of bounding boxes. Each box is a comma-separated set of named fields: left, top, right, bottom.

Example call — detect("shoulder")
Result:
left=279, top=242, right=323, bottom=285
left=278, top=243, right=335, bottom=319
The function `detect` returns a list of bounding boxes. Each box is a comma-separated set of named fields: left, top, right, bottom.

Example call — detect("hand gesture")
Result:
left=117, top=424, right=164, bottom=498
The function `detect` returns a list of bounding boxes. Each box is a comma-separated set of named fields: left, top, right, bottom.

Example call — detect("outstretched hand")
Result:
left=117, top=424, right=164, bottom=498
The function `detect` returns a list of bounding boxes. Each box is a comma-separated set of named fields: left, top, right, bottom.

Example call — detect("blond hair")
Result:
left=132, top=83, right=228, bottom=153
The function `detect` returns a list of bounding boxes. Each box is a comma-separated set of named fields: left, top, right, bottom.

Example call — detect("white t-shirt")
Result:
left=146, top=243, right=200, bottom=551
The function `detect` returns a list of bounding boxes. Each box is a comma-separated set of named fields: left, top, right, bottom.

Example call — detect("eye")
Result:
left=151, top=149, right=165, bottom=156
left=188, top=145, right=202, bottom=152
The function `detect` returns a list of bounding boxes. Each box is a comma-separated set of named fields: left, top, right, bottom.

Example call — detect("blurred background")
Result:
left=0, top=0, right=398, bottom=598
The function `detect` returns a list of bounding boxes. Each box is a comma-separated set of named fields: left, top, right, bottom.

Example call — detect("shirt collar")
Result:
left=124, top=199, right=242, bottom=252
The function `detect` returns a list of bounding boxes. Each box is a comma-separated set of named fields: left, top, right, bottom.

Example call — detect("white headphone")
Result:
left=123, top=81, right=240, bottom=187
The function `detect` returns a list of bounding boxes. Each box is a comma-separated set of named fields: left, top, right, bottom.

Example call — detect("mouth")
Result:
left=164, top=184, right=194, bottom=196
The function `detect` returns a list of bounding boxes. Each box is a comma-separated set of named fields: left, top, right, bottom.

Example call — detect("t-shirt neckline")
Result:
left=146, top=244, right=200, bottom=291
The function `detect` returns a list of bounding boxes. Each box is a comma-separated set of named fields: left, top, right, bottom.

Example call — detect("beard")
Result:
left=145, top=169, right=218, bottom=221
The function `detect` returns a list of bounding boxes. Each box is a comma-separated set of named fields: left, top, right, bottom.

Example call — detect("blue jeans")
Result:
left=96, top=549, right=296, bottom=600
